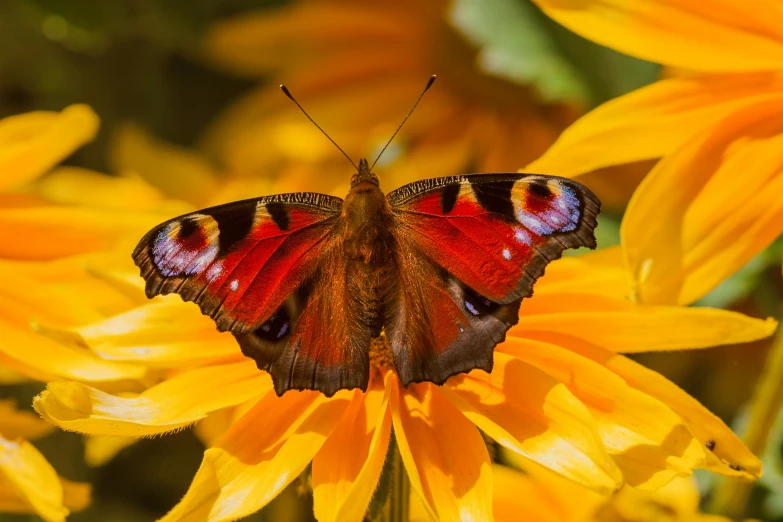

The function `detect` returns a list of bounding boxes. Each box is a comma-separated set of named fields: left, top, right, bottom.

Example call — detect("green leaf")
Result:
left=448, top=0, right=661, bottom=106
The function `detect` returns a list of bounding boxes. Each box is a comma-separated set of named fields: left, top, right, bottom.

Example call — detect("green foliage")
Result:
left=449, top=0, right=660, bottom=107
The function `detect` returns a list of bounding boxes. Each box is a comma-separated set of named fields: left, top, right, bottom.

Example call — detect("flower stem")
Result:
left=710, top=317, right=783, bottom=517
left=366, top=433, right=409, bottom=522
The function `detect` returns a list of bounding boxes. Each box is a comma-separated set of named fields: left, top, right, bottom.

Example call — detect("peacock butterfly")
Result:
left=133, top=77, right=600, bottom=397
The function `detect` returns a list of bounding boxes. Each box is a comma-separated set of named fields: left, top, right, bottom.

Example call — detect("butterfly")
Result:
left=132, top=77, right=600, bottom=397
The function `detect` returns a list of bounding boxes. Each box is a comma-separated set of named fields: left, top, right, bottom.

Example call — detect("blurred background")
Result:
left=1, top=0, right=782, bottom=520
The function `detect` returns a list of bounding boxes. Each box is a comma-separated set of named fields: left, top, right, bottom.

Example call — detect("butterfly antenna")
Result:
left=370, top=75, right=436, bottom=170
left=280, top=84, right=359, bottom=171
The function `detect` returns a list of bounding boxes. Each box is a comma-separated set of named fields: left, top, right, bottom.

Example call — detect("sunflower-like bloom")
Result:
left=410, top=460, right=735, bottom=522
left=32, top=225, right=775, bottom=520
left=526, top=0, right=783, bottom=305
left=199, top=0, right=580, bottom=196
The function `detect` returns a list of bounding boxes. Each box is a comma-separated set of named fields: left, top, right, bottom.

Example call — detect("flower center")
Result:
left=369, top=334, right=394, bottom=370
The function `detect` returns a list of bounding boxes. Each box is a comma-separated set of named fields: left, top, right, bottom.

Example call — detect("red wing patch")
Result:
left=133, top=193, right=342, bottom=333
left=234, top=248, right=374, bottom=397
left=387, top=174, right=600, bottom=304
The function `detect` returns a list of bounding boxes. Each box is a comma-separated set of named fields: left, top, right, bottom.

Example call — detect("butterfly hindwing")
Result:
left=234, top=247, right=375, bottom=397
left=132, top=193, right=342, bottom=334
left=384, top=240, right=521, bottom=386
left=385, top=173, right=599, bottom=385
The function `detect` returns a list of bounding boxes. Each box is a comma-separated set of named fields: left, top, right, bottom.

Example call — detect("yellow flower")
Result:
left=526, top=0, right=783, bottom=305
left=411, top=461, right=735, bottom=522
left=200, top=0, right=580, bottom=196
left=0, top=106, right=186, bottom=519
left=33, top=247, right=775, bottom=521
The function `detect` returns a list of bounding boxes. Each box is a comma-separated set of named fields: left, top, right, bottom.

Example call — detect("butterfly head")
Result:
left=350, top=158, right=380, bottom=188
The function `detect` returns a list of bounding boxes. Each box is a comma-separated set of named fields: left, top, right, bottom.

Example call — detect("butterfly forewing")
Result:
left=385, top=173, right=600, bottom=386
left=132, top=192, right=342, bottom=333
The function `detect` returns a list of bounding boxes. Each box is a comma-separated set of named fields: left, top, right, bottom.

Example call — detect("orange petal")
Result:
left=527, top=74, right=783, bottom=177
left=392, top=382, right=493, bottom=522
left=313, top=372, right=392, bottom=522
left=500, top=338, right=705, bottom=489
left=0, top=320, right=146, bottom=382
left=622, top=95, right=783, bottom=304
left=530, top=0, right=783, bottom=72
left=0, top=435, right=68, bottom=521
left=0, top=205, right=164, bottom=261
left=0, top=105, right=98, bottom=191
left=0, top=400, right=52, bottom=440
left=160, top=390, right=352, bottom=522
left=441, top=352, right=622, bottom=493
left=558, top=337, right=761, bottom=479
left=33, top=360, right=269, bottom=437
left=514, top=292, right=776, bottom=352
left=76, top=298, right=240, bottom=367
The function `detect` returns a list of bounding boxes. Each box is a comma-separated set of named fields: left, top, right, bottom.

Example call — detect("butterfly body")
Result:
left=134, top=162, right=600, bottom=396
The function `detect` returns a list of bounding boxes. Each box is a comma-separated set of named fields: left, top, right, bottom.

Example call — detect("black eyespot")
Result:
left=529, top=182, right=553, bottom=199
left=706, top=440, right=716, bottom=451
left=254, top=307, right=292, bottom=342
left=178, top=218, right=199, bottom=238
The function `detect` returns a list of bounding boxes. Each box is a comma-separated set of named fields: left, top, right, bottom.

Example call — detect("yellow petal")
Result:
left=84, top=436, right=136, bottom=467
left=35, top=167, right=178, bottom=212
left=530, top=0, right=783, bottom=71
left=514, top=292, right=776, bottom=353
left=0, top=105, right=99, bottom=190
left=34, top=360, right=270, bottom=437
left=527, top=74, right=783, bottom=177
left=533, top=247, right=631, bottom=300
left=500, top=338, right=705, bottom=489
left=560, top=337, right=761, bottom=479
left=160, top=389, right=352, bottom=522
left=76, top=298, right=239, bottom=367
left=0, top=320, right=146, bottom=382
left=622, top=95, right=783, bottom=304
left=60, top=478, right=91, bottom=513
left=0, top=435, right=67, bottom=521
left=392, top=382, right=493, bottom=522
left=0, top=269, right=104, bottom=329
left=0, top=205, right=163, bottom=261
left=313, top=372, right=392, bottom=522
left=110, top=123, right=218, bottom=205
left=0, top=400, right=52, bottom=440
left=441, top=353, right=623, bottom=494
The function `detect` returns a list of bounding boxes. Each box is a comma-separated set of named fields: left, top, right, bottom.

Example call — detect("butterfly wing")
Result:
left=385, top=173, right=600, bottom=385
left=132, top=193, right=342, bottom=334
left=234, top=250, right=374, bottom=397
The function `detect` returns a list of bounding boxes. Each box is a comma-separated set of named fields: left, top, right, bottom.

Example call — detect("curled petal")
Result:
left=555, top=337, right=761, bottom=479
left=160, top=390, right=352, bottom=522
left=313, top=371, right=392, bottom=522
left=442, top=353, right=622, bottom=493
left=77, top=299, right=240, bottom=367
left=530, top=0, right=783, bottom=72
left=500, top=338, right=705, bottom=489
left=527, top=74, right=783, bottom=177
left=622, top=95, right=783, bottom=304
left=0, top=321, right=146, bottom=383
left=514, top=292, right=776, bottom=352
left=33, top=361, right=269, bottom=437
left=0, top=105, right=98, bottom=190
left=392, top=382, right=493, bottom=522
